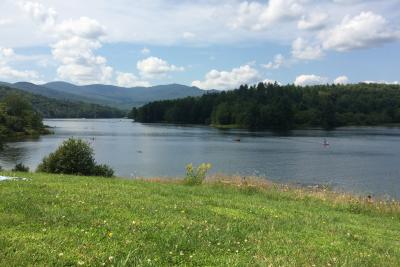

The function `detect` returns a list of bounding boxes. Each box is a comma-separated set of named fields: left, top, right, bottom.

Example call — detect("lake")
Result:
left=1, top=119, right=400, bottom=199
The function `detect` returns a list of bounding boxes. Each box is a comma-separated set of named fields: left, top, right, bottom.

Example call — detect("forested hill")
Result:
left=5, top=81, right=205, bottom=109
left=0, top=86, right=125, bottom=119
left=0, top=92, right=48, bottom=143
left=130, top=83, right=400, bottom=130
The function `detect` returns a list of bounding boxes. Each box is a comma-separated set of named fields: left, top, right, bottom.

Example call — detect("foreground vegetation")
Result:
left=130, top=83, right=400, bottom=130
left=0, top=85, right=125, bottom=119
left=0, top=172, right=399, bottom=266
left=37, top=138, right=114, bottom=177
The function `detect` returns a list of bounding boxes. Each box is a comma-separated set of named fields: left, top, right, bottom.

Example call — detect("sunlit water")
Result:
left=1, top=119, right=400, bottom=199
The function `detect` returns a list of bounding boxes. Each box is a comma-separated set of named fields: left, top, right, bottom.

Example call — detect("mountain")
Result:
left=42, top=82, right=206, bottom=109
left=5, top=80, right=211, bottom=110
left=0, top=85, right=125, bottom=119
left=11, top=82, right=101, bottom=104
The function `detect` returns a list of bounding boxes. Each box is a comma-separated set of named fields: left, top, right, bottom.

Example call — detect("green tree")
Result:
left=37, top=138, right=114, bottom=177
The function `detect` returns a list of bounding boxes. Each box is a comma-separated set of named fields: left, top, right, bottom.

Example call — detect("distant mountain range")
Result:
left=0, top=85, right=125, bottom=119
left=1, top=81, right=207, bottom=110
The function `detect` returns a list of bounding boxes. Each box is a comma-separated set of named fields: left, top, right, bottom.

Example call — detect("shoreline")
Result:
left=2, top=170, right=400, bottom=204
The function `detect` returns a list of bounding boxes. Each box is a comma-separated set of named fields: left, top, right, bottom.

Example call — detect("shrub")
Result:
left=184, top=163, right=212, bottom=185
left=12, top=163, right=29, bottom=172
left=37, top=138, right=114, bottom=177
left=93, top=164, right=114, bottom=177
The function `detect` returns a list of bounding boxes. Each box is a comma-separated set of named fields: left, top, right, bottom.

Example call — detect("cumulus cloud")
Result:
left=116, top=72, right=150, bottom=87
left=1, top=0, right=396, bottom=48
left=0, top=66, right=39, bottom=81
left=322, top=11, right=400, bottom=51
left=56, top=17, right=105, bottom=39
left=192, top=65, right=260, bottom=90
left=294, top=74, right=328, bottom=86
left=53, top=39, right=113, bottom=85
left=298, top=13, right=328, bottom=31
left=137, top=57, right=184, bottom=78
left=232, top=0, right=303, bottom=31
left=51, top=19, right=112, bottom=84
left=334, top=75, right=349, bottom=84
left=291, top=38, right=324, bottom=60
left=9, top=1, right=400, bottom=84
left=0, top=47, right=39, bottom=81
left=20, top=2, right=113, bottom=85
left=262, top=54, right=285, bottom=69
left=19, top=1, right=57, bottom=28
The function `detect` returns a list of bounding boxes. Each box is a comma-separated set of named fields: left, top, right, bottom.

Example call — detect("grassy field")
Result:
left=0, top=172, right=399, bottom=266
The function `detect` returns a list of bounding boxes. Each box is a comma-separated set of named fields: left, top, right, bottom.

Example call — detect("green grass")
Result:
left=0, top=172, right=399, bottom=266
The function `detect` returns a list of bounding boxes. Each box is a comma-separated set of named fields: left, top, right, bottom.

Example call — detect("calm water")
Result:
left=1, top=119, right=400, bottom=198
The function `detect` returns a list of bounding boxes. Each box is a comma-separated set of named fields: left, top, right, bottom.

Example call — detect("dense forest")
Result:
left=0, top=93, right=48, bottom=145
left=129, top=83, right=400, bottom=130
left=0, top=86, right=125, bottom=119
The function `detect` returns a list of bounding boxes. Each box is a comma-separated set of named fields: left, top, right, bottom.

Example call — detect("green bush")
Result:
left=93, top=164, right=114, bottom=177
left=12, top=163, right=29, bottom=172
left=37, top=138, right=114, bottom=177
left=184, top=163, right=212, bottom=185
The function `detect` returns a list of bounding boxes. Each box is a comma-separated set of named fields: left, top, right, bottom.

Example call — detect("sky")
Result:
left=0, top=0, right=399, bottom=90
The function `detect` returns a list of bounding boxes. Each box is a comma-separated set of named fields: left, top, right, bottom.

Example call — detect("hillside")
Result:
left=43, top=82, right=205, bottom=109
left=0, top=86, right=125, bottom=119
left=11, top=82, right=98, bottom=104
left=0, top=172, right=399, bottom=266
left=0, top=92, right=48, bottom=142
left=131, top=82, right=400, bottom=130
left=8, top=81, right=206, bottom=109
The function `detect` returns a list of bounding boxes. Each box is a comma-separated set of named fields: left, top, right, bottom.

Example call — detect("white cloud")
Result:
left=291, top=38, right=324, bottom=60
left=263, top=79, right=282, bottom=85
left=116, top=72, right=150, bottom=87
left=20, top=2, right=113, bottom=85
left=298, top=13, right=328, bottom=31
left=141, top=47, right=150, bottom=55
left=137, top=57, right=184, bottom=78
left=56, top=17, right=105, bottom=39
left=192, top=65, right=260, bottom=90
left=51, top=25, right=113, bottom=84
left=0, top=66, right=39, bottom=81
left=262, top=54, right=285, bottom=69
left=183, top=32, right=196, bottom=40
left=362, top=80, right=400, bottom=85
left=0, top=19, right=13, bottom=27
left=19, top=1, right=57, bottom=28
left=334, top=75, right=349, bottom=84
left=0, top=0, right=395, bottom=48
left=0, top=47, right=15, bottom=58
left=232, top=0, right=304, bottom=31
left=6, top=1, right=400, bottom=84
left=0, top=46, right=40, bottom=82
left=322, top=11, right=400, bottom=51
left=294, top=74, right=328, bottom=86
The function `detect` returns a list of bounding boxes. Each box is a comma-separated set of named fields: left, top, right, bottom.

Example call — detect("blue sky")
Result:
left=0, top=0, right=399, bottom=89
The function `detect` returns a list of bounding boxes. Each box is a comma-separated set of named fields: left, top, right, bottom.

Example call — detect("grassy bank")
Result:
left=0, top=172, right=399, bottom=266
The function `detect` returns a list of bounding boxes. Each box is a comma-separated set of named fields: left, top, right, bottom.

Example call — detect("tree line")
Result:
left=0, top=93, right=48, bottom=144
left=129, top=82, right=400, bottom=130
left=0, top=85, right=126, bottom=119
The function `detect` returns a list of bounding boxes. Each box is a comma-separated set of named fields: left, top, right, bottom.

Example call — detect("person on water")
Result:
left=323, top=138, right=330, bottom=146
